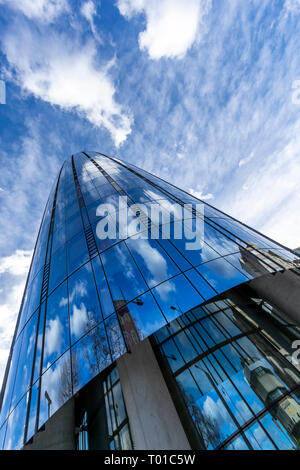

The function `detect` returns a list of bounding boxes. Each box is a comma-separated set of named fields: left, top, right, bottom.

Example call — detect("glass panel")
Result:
left=92, top=256, right=115, bottom=319
left=126, top=238, right=180, bottom=288
left=0, top=332, right=23, bottom=425
left=12, top=311, right=38, bottom=408
left=33, top=302, right=46, bottom=383
left=48, top=245, right=67, bottom=293
left=25, top=268, right=43, bottom=321
left=69, top=263, right=102, bottom=343
left=101, top=242, right=147, bottom=303
left=152, top=274, right=203, bottom=322
left=105, top=314, right=126, bottom=361
left=39, top=351, right=72, bottom=428
left=66, top=212, right=83, bottom=241
left=26, top=381, right=39, bottom=442
left=67, top=232, right=89, bottom=275
left=117, top=291, right=165, bottom=344
left=197, top=258, right=248, bottom=293
left=72, top=323, right=110, bottom=393
left=3, top=394, right=27, bottom=450
left=185, top=268, right=216, bottom=301
left=244, top=422, right=276, bottom=450
left=43, top=282, right=70, bottom=372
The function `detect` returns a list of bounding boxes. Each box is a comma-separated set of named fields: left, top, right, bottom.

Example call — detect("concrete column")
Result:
left=23, top=397, right=75, bottom=450
left=249, top=270, right=300, bottom=325
left=117, top=338, right=191, bottom=450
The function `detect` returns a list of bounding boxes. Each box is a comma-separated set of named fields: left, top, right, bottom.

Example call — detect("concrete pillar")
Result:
left=23, top=397, right=75, bottom=450
left=117, top=338, right=191, bottom=450
left=249, top=270, right=300, bottom=325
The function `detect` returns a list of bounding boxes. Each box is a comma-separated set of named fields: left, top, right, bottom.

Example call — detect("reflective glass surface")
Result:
left=153, top=285, right=300, bottom=450
left=1, top=151, right=299, bottom=449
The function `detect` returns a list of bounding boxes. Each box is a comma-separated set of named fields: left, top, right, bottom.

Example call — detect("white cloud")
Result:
left=0, top=0, right=69, bottom=23
left=0, top=271, right=28, bottom=386
left=80, top=0, right=102, bottom=43
left=221, top=126, right=300, bottom=249
left=44, top=317, right=64, bottom=357
left=189, top=189, right=213, bottom=201
left=285, top=0, right=300, bottom=14
left=117, top=0, right=212, bottom=59
left=238, top=152, right=254, bottom=167
left=0, top=249, right=32, bottom=276
left=2, top=23, right=132, bottom=147
left=71, top=303, right=88, bottom=338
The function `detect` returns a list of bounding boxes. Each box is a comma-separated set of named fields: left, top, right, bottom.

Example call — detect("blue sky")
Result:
left=0, top=0, right=300, bottom=384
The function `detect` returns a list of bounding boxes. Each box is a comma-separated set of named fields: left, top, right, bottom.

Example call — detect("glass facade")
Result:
left=153, top=284, right=300, bottom=450
left=0, top=151, right=299, bottom=450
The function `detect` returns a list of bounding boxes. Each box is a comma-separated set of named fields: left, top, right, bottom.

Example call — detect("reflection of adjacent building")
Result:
left=243, top=357, right=300, bottom=447
left=238, top=243, right=298, bottom=278
left=238, top=243, right=300, bottom=327
left=114, top=300, right=140, bottom=350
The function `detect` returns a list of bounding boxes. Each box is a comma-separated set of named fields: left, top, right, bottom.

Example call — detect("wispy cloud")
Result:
left=0, top=0, right=69, bottom=23
left=1, top=17, right=132, bottom=146
left=0, top=249, right=32, bottom=276
left=117, top=0, right=212, bottom=59
left=80, top=0, right=102, bottom=43
left=0, top=250, right=32, bottom=386
left=238, top=152, right=254, bottom=167
left=189, top=189, right=213, bottom=201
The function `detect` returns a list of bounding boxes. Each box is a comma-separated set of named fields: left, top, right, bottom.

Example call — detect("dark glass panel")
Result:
left=51, top=224, right=66, bottom=254
left=184, top=268, right=216, bottom=301
left=66, top=212, right=83, bottom=241
left=48, top=245, right=67, bottom=293
left=92, top=256, right=115, bottom=319
left=33, top=302, right=46, bottom=383
left=161, top=339, right=185, bottom=372
left=25, top=268, right=43, bottom=322
left=67, top=232, right=89, bottom=275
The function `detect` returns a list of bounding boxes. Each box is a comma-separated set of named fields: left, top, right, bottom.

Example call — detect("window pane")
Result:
left=69, top=263, right=102, bottom=343
left=152, top=274, right=203, bottom=322
left=72, top=323, right=111, bottom=393
left=48, top=245, right=67, bottom=293
left=43, top=282, right=70, bottom=371
left=101, top=242, right=147, bottom=303
left=39, top=351, right=72, bottom=428
left=126, top=238, right=179, bottom=288
left=67, top=232, right=89, bottom=275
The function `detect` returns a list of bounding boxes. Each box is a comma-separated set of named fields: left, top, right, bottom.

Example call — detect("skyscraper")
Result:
left=0, top=151, right=299, bottom=450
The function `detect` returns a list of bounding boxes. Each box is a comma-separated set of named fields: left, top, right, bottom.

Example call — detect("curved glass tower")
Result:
left=0, top=152, right=300, bottom=450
